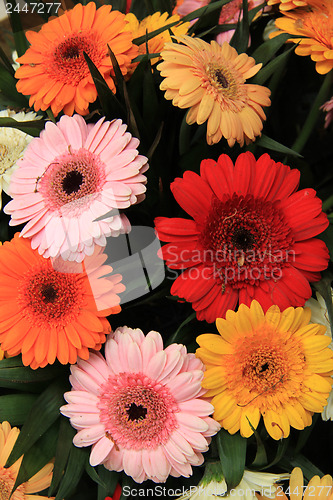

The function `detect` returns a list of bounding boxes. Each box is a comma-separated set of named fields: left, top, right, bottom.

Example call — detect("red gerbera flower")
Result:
left=154, top=152, right=329, bottom=322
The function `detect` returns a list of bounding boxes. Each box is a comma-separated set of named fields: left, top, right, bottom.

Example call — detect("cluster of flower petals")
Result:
left=61, top=327, right=220, bottom=483
left=5, top=114, right=148, bottom=262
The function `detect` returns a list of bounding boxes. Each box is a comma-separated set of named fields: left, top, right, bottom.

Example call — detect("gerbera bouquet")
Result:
left=0, top=0, right=333, bottom=498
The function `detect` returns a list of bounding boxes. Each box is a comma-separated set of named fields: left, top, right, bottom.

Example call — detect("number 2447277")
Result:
left=5, top=2, right=61, bottom=14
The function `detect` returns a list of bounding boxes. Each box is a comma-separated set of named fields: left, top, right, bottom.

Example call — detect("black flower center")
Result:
left=62, top=170, right=83, bottom=195
left=232, top=227, right=255, bottom=251
left=259, top=362, right=269, bottom=373
left=40, top=284, right=58, bottom=304
left=215, top=70, right=229, bottom=88
left=126, top=403, right=147, bottom=422
left=60, top=43, right=80, bottom=60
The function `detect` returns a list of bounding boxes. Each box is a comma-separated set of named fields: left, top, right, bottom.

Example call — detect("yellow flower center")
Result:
left=197, top=58, right=247, bottom=112
left=241, top=344, right=287, bottom=393
left=225, top=326, right=307, bottom=410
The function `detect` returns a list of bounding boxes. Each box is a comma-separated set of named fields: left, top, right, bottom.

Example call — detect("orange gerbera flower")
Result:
left=0, top=234, right=125, bottom=369
left=124, top=11, right=189, bottom=70
left=272, top=0, right=333, bottom=74
left=158, top=36, right=271, bottom=146
left=15, top=2, right=138, bottom=116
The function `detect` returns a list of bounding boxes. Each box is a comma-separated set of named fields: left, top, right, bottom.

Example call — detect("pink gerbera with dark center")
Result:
left=4, top=115, right=148, bottom=262
left=154, top=152, right=329, bottom=323
left=60, top=327, right=220, bottom=483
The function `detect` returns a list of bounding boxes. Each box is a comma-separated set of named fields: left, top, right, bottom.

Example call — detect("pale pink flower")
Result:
left=321, top=96, right=333, bottom=128
left=176, top=0, right=209, bottom=17
left=174, top=0, right=266, bottom=44
left=216, top=0, right=265, bottom=44
left=4, top=115, right=148, bottom=262
left=60, top=327, right=220, bottom=483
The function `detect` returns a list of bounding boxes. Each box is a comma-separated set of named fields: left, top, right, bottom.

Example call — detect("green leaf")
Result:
left=97, top=466, right=120, bottom=500
left=179, top=113, right=192, bottom=155
left=6, top=0, right=29, bottom=57
left=83, top=51, right=126, bottom=121
left=0, top=64, right=29, bottom=108
left=107, top=44, right=125, bottom=101
left=166, top=312, right=196, bottom=346
left=251, top=44, right=295, bottom=85
left=0, top=357, right=64, bottom=390
left=147, top=121, right=164, bottom=160
left=0, top=394, right=37, bottom=425
left=250, top=427, right=268, bottom=468
left=290, top=454, right=324, bottom=480
left=152, top=0, right=173, bottom=13
left=133, top=0, right=231, bottom=45
left=86, top=463, right=107, bottom=489
left=251, top=33, right=290, bottom=66
left=0, top=46, right=15, bottom=76
left=217, top=429, right=247, bottom=490
left=13, top=421, right=59, bottom=491
left=49, top=418, right=76, bottom=496
left=230, top=0, right=249, bottom=54
left=107, top=0, right=126, bottom=11
left=260, top=438, right=290, bottom=470
left=295, top=414, right=318, bottom=455
left=0, top=117, right=45, bottom=137
left=256, top=135, right=303, bottom=157
left=54, top=446, right=89, bottom=500
left=6, top=379, right=67, bottom=467
left=144, top=0, right=154, bottom=13
left=92, top=465, right=121, bottom=500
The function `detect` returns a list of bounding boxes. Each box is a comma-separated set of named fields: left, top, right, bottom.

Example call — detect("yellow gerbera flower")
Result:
left=196, top=300, right=333, bottom=440
left=258, top=467, right=333, bottom=500
left=272, top=0, right=333, bottom=74
left=0, top=421, right=54, bottom=499
left=124, top=11, right=189, bottom=69
left=157, top=36, right=271, bottom=146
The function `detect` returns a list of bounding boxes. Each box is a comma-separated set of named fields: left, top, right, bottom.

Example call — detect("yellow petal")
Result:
left=239, top=406, right=261, bottom=437
left=290, top=467, right=304, bottom=500
left=196, top=334, right=234, bottom=354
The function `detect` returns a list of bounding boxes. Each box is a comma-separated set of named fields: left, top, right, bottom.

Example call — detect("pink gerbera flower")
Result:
left=60, top=327, right=220, bottom=483
left=4, top=115, right=148, bottom=262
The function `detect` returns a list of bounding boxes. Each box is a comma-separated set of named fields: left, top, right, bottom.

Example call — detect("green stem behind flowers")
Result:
left=291, top=71, right=332, bottom=155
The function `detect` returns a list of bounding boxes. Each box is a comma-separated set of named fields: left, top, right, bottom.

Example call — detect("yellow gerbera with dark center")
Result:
left=196, top=300, right=333, bottom=440
left=157, top=36, right=271, bottom=146
left=272, top=0, right=333, bottom=74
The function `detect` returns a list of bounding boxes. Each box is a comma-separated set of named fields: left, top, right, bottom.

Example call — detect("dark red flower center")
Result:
left=62, top=170, right=83, bottom=195
left=199, top=194, right=294, bottom=288
left=126, top=403, right=147, bottom=422
left=51, top=32, right=104, bottom=84
left=215, top=70, right=229, bottom=88
left=19, top=266, right=83, bottom=326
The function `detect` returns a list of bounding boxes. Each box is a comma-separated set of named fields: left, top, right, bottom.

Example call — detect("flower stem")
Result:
left=291, top=71, right=332, bottom=154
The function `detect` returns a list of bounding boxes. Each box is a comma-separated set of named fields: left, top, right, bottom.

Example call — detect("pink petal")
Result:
left=73, top=424, right=105, bottom=446
left=90, top=436, right=114, bottom=466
